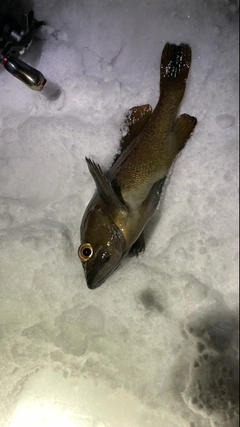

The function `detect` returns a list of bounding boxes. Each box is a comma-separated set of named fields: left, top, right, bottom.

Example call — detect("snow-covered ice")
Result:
left=0, top=0, right=239, bottom=426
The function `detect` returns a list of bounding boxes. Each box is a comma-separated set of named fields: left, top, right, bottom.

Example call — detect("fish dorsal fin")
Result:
left=112, top=104, right=152, bottom=166
left=86, top=157, right=128, bottom=211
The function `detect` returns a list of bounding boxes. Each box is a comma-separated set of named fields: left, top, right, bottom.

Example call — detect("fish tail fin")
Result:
left=160, top=43, right=191, bottom=99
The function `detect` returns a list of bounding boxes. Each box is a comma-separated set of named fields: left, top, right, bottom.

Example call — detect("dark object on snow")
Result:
left=0, top=0, right=46, bottom=90
left=79, top=43, right=197, bottom=290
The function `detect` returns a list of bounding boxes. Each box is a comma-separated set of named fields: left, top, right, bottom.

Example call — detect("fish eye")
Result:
left=78, top=243, right=93, bottom=262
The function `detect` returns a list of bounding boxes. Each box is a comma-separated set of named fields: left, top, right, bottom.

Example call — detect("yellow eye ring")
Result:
left=78, top=243, right=93, bottom=262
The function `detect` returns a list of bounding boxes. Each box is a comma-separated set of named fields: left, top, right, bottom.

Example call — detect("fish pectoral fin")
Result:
left=129, top=232, right=145, bottom=257
left=112, top=104, right=152, bottom=166
left=171, top=113, right=197, bottom=153
left=141, top=178, right=166, bottom=217
left=86, top=157, right=128, bottom=211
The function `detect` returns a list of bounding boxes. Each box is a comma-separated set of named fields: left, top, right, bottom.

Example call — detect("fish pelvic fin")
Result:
left=129, top=232, right=145, bottom=257
left=86, top=157, right=128, bottom=212
left=171, top=114, right=197, bottom=154
left=160, top=43, right=191, bottom=98
left=141, top=177, right=166, bottom=217
left=112, top=104, right=152, bottom=166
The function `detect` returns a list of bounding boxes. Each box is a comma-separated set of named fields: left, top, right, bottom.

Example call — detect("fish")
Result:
left=78, top=42, right=197, bottom=289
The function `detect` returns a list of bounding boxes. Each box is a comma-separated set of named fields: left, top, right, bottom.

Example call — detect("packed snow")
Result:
left=0, top=0, right=239, bottom=426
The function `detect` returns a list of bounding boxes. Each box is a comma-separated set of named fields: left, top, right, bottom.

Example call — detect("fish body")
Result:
left=79, top=43, right=197, bottom=289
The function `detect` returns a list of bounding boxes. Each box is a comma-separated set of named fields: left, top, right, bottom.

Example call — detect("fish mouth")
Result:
left=86, top=250, right=111, bottom=289
left=86, top=271, right=104, bottom=289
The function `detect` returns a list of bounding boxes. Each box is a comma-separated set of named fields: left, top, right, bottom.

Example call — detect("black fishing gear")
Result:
left=0, top=0, right=46, bottom=91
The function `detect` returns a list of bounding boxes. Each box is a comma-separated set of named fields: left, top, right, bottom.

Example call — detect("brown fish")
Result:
left=78, top=43, right=197, bottom=289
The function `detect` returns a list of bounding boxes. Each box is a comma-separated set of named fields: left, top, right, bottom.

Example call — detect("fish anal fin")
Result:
left=112, top=104, right=152, bottom=165
left=172, top=113, right=197, bottom=153
left=129, top=232, right=145, bottom=257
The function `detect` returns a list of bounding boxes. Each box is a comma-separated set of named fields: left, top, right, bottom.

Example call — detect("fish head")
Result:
left=79, top=201, right=127, bottom=289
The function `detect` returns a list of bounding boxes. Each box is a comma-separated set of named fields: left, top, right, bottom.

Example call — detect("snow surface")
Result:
left=0, top=0, right=239, bottom=426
